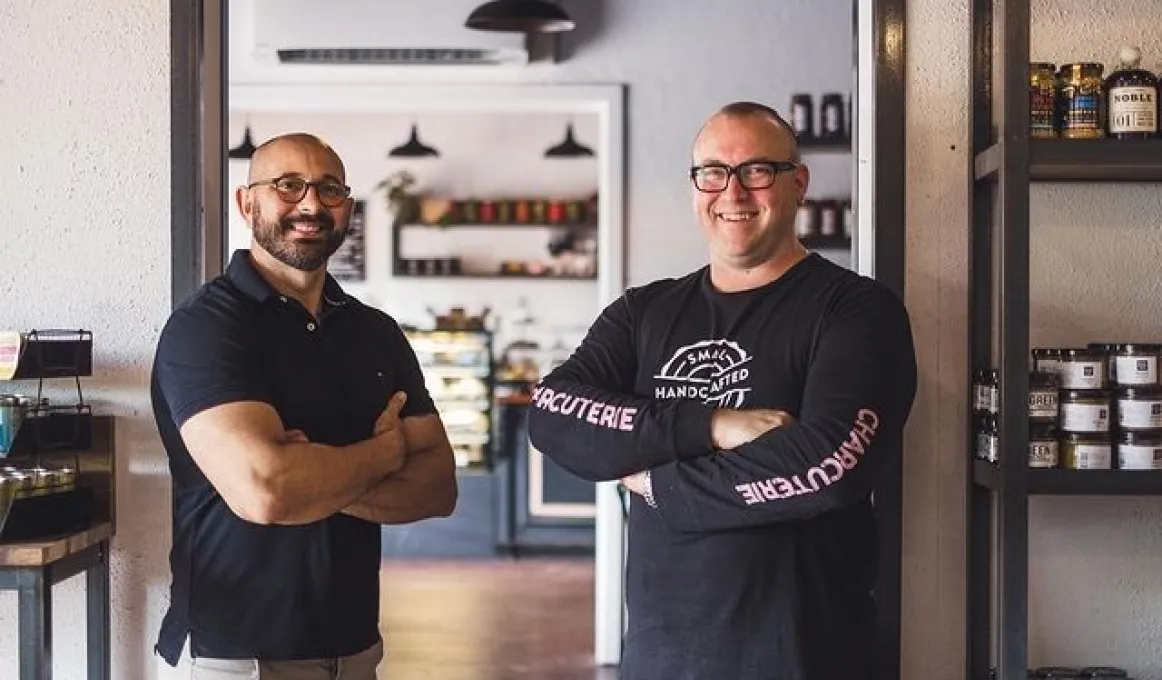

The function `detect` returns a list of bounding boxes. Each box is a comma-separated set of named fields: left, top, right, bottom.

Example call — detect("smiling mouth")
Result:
left=715, top=210, right=759, bottom=223
left=286, top=222, right=330, bottom=237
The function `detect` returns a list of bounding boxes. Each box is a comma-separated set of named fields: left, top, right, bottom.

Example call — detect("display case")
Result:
left=405, top=329, right=493, bottom=469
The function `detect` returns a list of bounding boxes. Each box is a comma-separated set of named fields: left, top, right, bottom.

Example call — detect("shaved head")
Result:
left=694, top=101, right=800, bottom=163
left=247, top=133, right=346, bottom=184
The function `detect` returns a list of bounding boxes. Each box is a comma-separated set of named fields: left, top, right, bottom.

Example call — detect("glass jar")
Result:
left=1118, top=430, right=1162, bottom=470
left=1059, top=389, right=1111, bottom=433
left=1028, top=370, right=1059, bottom=421
left=1028, top=422, right=1059, bottom=468
left=1060, top=432, right=1112, bottom=470
left=1112, top=343, right=1161, bottom=387
left=1058, top=62, right=1105, bottom=139
left=976, top=414, right=999, bottom=462
left=1117, top=386, right=1162, bottom=430
left=1032, top=347, right=1062, bottom=375
left=790, top=94, right=814, bottom=140
left=820, top=93, right=846, bottom=140
left=1105, top=46, right=1158, bottom=139
left=1058, top=349, right=1107, bottom=389
left=1030, top=62, right=1058, bottom=138
left=1087, top=342, right=1120, bottom=384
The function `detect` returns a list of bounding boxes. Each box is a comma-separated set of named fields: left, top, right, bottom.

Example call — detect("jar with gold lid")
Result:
left=1030, top=62, right=1058, bottom=138
left=1058, top=63, right=1106, bottom=139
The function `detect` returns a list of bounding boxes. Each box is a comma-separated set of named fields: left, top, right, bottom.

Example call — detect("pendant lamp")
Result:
left=544, top=122, right=593, bottom=158
left=389, top=124, right=440, bottom=158
left=228, top=125, right=258, bottom=160
left=465, top=0, right=575, bottom=33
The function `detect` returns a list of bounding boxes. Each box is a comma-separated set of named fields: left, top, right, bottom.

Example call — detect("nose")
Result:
left=295, top=184, right=323, bottom=214
left=721, top=172, right=750, bottom=200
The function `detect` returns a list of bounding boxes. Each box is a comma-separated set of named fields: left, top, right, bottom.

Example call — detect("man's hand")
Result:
left=710, top=409, right=795, bottom=451
left=621, top=470, right=649, bottom=496
left=372, top=392, right=409, bottom=473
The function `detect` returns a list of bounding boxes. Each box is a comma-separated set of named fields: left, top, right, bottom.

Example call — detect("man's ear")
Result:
left=235, top=186, right=253, bottom=223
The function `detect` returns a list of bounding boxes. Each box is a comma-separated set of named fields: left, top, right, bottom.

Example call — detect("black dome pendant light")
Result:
left=228, top=123, right=258, bottom=160
left=545, top=122, right=593, bottom=158
left=389, top=123, right=439, bottom=158
left=465, top=0, right=576, bottom=33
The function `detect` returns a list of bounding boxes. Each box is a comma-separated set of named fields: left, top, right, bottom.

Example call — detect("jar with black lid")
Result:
left=1105, top=46, right=1158, bottom=139
left=1033, top=347, right=1062, bottom=375
left=1028, top=371, right=1059, bottom=421
left=1116, top=385, right=1162, bottom=431
left=1060, top=432, right=1113, bottom=470
left=1112, top=343, right=1161, bottom=387
left=1028, top=422, right=1059, bottom=468
left=1118, top=429, right=1162, bottom=470
left=1058, top=349, right=1107, bottom=390
left=1060, top=389, right=1111, bottom=433
left=1058, top=63, right=1105, bottom=139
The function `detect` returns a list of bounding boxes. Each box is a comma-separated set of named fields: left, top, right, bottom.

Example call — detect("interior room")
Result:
left=2, top=0, right=1161, bottom=679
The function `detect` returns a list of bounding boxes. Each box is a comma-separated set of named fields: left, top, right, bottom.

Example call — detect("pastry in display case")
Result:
left=405, top=329, right=493, bottom=469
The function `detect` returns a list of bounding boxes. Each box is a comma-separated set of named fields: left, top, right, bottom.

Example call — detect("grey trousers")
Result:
left=186, top=640, right=383, bottom=680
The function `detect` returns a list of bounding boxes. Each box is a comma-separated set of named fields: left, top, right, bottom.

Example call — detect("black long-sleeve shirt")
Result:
left=527, top=254, right=917, bottom=680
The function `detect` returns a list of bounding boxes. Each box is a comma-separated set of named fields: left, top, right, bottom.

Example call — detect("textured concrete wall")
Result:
left=0, top=1, right=171, bottom=679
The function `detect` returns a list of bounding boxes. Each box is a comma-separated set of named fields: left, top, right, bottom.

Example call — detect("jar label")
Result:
left=976, top=432, right=998, bottom=462
left=1063, top=92, right=1101, bottom=131
left=1028, top=389, right=1059, bottom=418
left=1028, top=440, right=1059, bottom=468
left=1109, top=86, right=1157, bottom=134
left=1117, top=398, right=1162, bottom=429
left=1070, top=443, right=1111, bottom=470
left=1118, top=443, right=1162, bottom=470
left=1061, top=402, right=1110, bottom=432
left=1035, top=358, right=1061, bottom=375
left=1114, top=354, right=1158, bottom=385
left=986, top=386, right=999, bottom=414
left=1060, top=361, right=1104, bottom=389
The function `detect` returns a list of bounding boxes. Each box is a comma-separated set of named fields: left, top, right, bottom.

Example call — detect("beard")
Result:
left=251, top=204, right=347, bottom=272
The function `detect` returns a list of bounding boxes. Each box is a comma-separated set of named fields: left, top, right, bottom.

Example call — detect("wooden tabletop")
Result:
left=0, top=523, right=111, bottom=567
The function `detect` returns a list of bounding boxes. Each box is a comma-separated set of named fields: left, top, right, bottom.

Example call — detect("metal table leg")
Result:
left=18, top=568, right=51, bottom=680
left=86, top=541, right=109, bottom=680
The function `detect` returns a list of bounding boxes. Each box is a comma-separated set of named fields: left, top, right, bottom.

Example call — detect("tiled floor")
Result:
left=377, top=557, right=619, bottom=680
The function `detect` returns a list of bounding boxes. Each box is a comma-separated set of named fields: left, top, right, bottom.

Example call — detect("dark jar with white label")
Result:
left=1028, top=422, right=1059, bottom=468
left=1028, top=371, right=1059, bottom=421
left=1105, top=46, right=1158, bottom=139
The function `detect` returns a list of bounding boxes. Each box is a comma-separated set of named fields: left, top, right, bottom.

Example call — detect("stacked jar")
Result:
left=1093, top=343, right=1162, bottom=470
left=972, top=369, right=999, bottom=462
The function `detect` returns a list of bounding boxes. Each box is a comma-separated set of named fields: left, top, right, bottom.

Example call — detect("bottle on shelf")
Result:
left=790, top=94, right=814, bottom=142
left=1104, top=46, right=1158, bottom=140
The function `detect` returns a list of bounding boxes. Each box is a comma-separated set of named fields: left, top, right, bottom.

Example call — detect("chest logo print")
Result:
left=653, top=339, right=752, bottom=407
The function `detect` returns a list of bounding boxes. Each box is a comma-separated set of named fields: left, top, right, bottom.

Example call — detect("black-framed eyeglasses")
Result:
left=690, top=161, right=798, bottom=193
left=247, top=176, right=352, bottom=208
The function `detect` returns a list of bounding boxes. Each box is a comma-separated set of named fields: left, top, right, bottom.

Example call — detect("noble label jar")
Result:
left=1060, top=432, right=1113, bottom=470
left=1118, top=430, right=1162, bottom=470
left=1030, top=62, right=1058, bottom=138
left=1105, top=46, right=1158, bottom=139
left=1058, top=63, right=1105, bottom=139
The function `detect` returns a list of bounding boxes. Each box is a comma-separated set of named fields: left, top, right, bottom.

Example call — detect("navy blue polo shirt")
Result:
left=150, top=250, right=435, bottom=665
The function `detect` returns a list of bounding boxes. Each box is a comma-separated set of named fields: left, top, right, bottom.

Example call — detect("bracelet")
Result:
left=641, top=470, right=658, bottom=509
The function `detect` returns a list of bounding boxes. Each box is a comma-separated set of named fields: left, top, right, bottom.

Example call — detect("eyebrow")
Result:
left=274, top=172, right=345, bottom=183
left=693, top=157, right=782, bottom=166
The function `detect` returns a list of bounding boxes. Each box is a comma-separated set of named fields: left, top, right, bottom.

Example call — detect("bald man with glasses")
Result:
left=528, top=102, right=917, bottom=680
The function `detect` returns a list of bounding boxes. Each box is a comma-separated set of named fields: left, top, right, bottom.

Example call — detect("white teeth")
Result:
left=717, top=212, right=757, bottom=222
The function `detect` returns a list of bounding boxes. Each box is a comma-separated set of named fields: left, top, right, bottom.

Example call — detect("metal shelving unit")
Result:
left=967, top=1, right=1162, bottom=679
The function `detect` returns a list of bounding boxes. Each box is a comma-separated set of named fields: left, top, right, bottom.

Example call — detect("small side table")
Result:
left=0, top=523, right=112, bottom=680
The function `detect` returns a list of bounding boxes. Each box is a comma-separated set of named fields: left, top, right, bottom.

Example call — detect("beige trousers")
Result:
left=174, top=639, right=383, bottom=680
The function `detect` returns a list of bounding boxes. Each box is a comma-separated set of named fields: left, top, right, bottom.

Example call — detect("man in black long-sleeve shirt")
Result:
left=527, top=102, right=917, bottom=680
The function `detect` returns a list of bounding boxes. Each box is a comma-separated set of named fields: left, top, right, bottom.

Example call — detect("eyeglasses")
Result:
left=690, top=161, right=798, bottom=193
left=247, top=176, right=352, bottom=208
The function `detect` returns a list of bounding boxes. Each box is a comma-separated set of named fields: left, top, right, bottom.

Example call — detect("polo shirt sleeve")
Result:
left=386, top=320, right=437, bottom=419
left=154, top=306, right=270, bottom=428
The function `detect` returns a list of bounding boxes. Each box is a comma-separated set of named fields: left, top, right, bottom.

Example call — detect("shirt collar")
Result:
left=226, top=249, right=353, bottom=308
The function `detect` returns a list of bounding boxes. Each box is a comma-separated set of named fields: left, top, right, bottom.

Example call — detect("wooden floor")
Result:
left=377, top=557, right=619, bottom=679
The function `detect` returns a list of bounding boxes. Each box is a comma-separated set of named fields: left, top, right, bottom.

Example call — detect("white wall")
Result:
left=0, top=0, right=859, bottom=678
left=0, top=2, right=171, bottom=679
left=905, top=0, right=1162, bottom=678
left=226, top=111, right=603, bottom=352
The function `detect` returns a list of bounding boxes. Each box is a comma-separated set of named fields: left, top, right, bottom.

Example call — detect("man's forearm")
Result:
left=261, top=436, right=400, bottom=525
left=342, top=444, right=457, bottom=524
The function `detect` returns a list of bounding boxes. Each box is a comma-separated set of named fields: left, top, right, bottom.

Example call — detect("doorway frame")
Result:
left=170, top=0, right=907, bottom=675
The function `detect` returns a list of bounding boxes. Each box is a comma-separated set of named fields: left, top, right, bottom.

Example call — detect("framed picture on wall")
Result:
left=329, top=199, right=366, bottom=281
